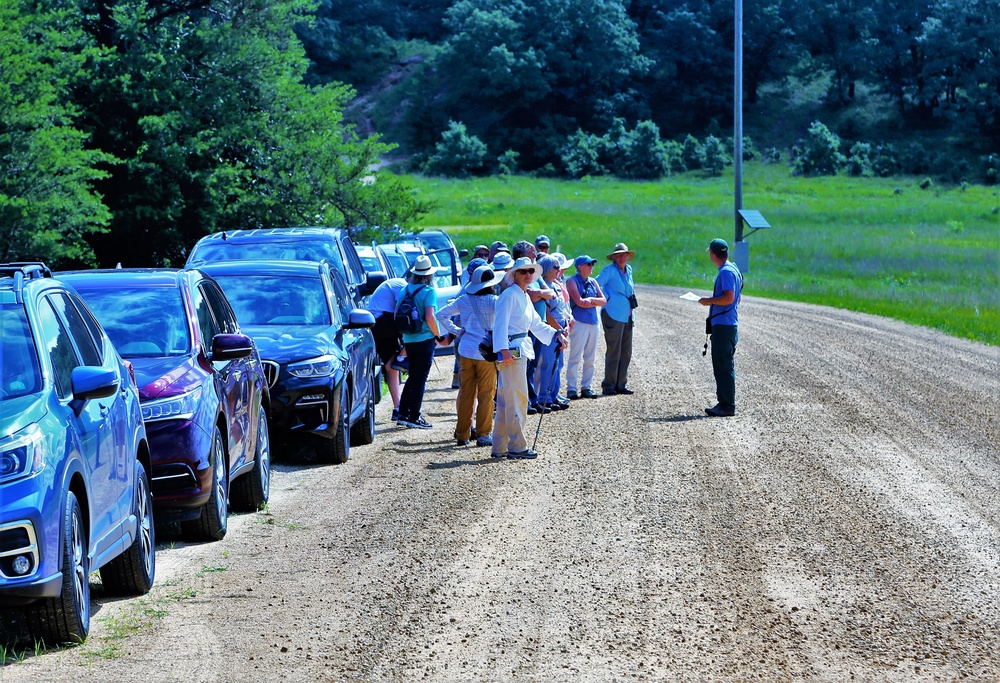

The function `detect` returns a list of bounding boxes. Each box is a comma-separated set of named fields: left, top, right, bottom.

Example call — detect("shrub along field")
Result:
left=406, top=164, right=1000, bottom=345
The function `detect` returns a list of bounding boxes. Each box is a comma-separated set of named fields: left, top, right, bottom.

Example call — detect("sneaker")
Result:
left=451, top=372, right=461, bottom=389
left=399, top=415, right=433, bottom=429
left=556, top=395, right=570, bottom=405
left=615, top=387, right=634, bottom=395
left=456, top=439, right=471, bottom=446
left=533, top=403, right=551, bottom=414
left=705, top=404, right=735, bottom=417
left=527, top=404, right=538, bottom=415
left=567, top=391, right=580, bottom=400
left=580, top=388, right=598, bottom=399
left=475, top=435, right=493, bottom=447
left=507, top=449, right=538, bottom=459
left=602, top=386, right=617, bottom=396
left=548, top=401, right=568, bottom=411
left=490, top=451, right=506, bottom=458
left=391, top=408, right=399, bottom=422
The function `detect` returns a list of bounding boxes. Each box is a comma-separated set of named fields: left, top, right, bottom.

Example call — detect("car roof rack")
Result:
left=0, top=262, right=53, bottom=303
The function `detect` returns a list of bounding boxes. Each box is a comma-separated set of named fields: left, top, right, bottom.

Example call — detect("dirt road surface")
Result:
left=2, top=285, right=998, bottom=681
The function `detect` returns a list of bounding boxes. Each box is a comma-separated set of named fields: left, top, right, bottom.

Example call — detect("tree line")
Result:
left=301, top=0, right=999, bottom=178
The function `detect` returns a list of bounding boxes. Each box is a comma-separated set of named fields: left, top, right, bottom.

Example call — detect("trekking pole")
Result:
left=532, top=344, right=563, bottom=451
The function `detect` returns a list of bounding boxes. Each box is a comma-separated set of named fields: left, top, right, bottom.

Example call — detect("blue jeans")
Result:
left=536, top=340, right=564, bottom=405
left=399, top=338, right=436, bottom=421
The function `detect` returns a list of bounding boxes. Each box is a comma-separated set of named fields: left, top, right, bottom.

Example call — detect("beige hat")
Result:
left=410, top=254, right=438, bottom=276
left=503, top=256, right=543, bottom=285
left=607, top=242, right=635, bottom=260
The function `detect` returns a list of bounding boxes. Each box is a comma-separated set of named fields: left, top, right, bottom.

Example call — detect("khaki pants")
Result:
left=494, top=356, right=529, bottom=455
left=455, top=356, right=497, bottom=441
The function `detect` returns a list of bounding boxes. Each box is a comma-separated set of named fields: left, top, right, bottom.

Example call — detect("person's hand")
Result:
left=556, top=330, right=569, bottom=350
left=540, top=289, right=555, bottom=300
left=499, top=349, right=515, bottom=365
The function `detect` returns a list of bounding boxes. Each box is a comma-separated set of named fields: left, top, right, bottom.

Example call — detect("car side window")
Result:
left=69, top=293, right=107, bottom=364
left=35, top=296, right=84, bottom=399
left=191, top=284, right=221, bottom=349
left=202, top=282, right=239, bottom=334
left=341, top=237, right=365, bottom=286
left=49, top=293, right=102, bottom=367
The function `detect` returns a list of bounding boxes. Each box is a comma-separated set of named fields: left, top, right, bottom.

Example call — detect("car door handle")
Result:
left=99, top=403, right=110, bottom=418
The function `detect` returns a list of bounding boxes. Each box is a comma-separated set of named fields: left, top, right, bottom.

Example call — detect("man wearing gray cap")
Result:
left=699, top=238, right=743, bottom=417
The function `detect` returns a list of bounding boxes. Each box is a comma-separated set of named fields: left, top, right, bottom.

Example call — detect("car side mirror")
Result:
left=360, top=271, right=386, bottom=296
left=70, top=366, right=119, bottom=416
left=210, top=333, right=253, bottom=361
left=346, top=309, right=376, bottom=330
left=458, top=248, right=469, bottom=258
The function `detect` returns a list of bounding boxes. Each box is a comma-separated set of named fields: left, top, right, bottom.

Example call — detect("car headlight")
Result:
left=287, top=355, right=339, bottom=379
left=141, top=386, right=203, bottom=422
left=0, top=424, right=44, bottom=484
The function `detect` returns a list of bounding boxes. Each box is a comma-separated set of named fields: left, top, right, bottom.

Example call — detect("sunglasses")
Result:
left=515, top=268, right=533, bottom=275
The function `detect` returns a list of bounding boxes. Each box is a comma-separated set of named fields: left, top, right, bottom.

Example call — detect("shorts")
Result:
left=373, top=313, right=403, bottom=365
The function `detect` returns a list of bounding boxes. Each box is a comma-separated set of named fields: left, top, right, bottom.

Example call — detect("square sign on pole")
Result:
left=735, top=209, right=770, bottom=274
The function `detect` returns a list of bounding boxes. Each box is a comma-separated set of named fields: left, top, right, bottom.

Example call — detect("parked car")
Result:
left=382, top=242, right=462, bottom=355
left=59, top=269, right=271, bottom=542
left=0, top=263, right=154, bottom=645
left=356, top=244, right=393, bottom=282
left=196, top=260, right=378, bottom=464
left=376, top=244, right=410, bottom=280
left=185, top=227, right=384, bottom=307
left=398, top=229, right=468, bottom=285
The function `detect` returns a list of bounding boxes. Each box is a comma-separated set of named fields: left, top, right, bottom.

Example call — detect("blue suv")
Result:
left=0, top=263, right=154, bottom=645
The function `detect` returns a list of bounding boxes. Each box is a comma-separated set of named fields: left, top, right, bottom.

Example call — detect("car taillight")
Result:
left=125, top=359, right=137, bottom=388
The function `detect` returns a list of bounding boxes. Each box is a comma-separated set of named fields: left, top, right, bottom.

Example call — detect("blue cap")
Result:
left=574, top=254, right=598, bottom=268
left=466, top=257, right=487, bottom=275
left=535, top=234, right=551, bottom=247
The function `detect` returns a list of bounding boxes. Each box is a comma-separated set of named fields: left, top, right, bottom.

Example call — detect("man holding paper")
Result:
left=699, top=238, right=743, bottom=417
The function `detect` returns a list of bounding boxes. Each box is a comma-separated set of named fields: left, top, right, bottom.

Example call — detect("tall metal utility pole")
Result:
left=734, top=0, right=744, bottom=246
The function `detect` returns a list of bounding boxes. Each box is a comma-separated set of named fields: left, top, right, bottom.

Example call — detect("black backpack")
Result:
left=394, top=285, right=427, bottom=334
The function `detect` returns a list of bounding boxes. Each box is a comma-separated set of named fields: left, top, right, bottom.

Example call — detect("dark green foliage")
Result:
left=983, top=154, right=1000, bottom=185
left=701, top=135, right=730, bottom=177
left=681, top=135, right=703, bottom=171
left=423, top=121, right=489, bottom=177
left=792, top=121, right=846, bottom=176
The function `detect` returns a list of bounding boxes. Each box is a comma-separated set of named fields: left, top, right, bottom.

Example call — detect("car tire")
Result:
left=25, top=492, right=90, bottom=644
left=182, top=426, right=228, bottom=542
left=350, top=381, right=376, bottom=446
left=231, top=410, right=271, bottom=512
left=100, top=460, right=156, bottom=596
left=319, top=386, right=350, bottom=465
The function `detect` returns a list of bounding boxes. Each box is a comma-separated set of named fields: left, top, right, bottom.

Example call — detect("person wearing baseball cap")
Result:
left=534, top=235, right=551, bottom=254
left=472, top=244, right=490, bottom=261
left=596, top=242, right=637, bottom=396
left=488, top=241, right=509, bottom=262
left=564, top=254, right=606, bottom=399
left=699, top=238, right=743, bottom=416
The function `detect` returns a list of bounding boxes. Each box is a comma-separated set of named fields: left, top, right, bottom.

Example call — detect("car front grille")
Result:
left=262, top=361, right=280, bottom=388
left=151, top=463, right=198, bottom=493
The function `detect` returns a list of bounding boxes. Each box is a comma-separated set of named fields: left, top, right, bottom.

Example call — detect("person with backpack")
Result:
left=396, top=255, right=449, bottom=429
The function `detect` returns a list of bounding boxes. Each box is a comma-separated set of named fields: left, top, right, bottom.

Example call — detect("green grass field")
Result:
left=405, top=164, right=1000, bottom=345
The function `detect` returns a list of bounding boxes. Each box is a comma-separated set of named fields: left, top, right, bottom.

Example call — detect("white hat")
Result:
left=410, top=254, right=437, bottom=276
left=550, top=252, right=570, bottom=269
left=503, top=256, right=543, bottom=285
left=492, top=252, right=514, bottom=271
left=465, top=264, right=505, bottom=294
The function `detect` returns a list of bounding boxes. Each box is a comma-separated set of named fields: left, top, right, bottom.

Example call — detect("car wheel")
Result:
left=350, top=380, right=376, bottom=446
left=25, top=492, right=90, bottom=644
left=319, top=386, right=350, bottom=465
left=231, top=410, right=271, bottom=512
left=182, top=426, right=228, bottom=542
left=100, top=460, right=156, bottom=595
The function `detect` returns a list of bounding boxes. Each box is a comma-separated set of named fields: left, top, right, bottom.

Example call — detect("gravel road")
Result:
left=2, top=284, right=998, bottom=682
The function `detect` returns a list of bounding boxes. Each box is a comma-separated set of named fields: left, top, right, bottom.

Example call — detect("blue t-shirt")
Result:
left=569, top=274, right=600, bottom=325
left=397, top=284, right=439, bottom=342
left=596, top=263, right=634, bottom=323
left=710, top=261, right=742, bottom=326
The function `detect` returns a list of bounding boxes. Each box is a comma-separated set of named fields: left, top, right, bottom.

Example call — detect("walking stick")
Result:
left=532, top=343, right=563, bottom=451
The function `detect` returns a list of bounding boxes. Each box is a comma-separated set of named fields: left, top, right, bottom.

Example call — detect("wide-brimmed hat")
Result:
left=410, top=254, right=438, bottom=276
left=607, top=242, right=636, bottom=260
left=574, top=254, right=598, bottom=268
left=503, top=256, right=543, bottom=285
left=550, top=252, right=570, bottom=269
left=492, top=252, right=514, bottom=271
left=465, top=264, right=506, bottom=294
left=537, top=255, right=561, bottom=275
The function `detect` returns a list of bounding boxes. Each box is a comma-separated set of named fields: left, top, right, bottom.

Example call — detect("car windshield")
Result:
left=74, top=286, right=191, bottom=357
left=358, top=253, right=381, bottom=273
left=211, top=275, right=331, bottom=326
left=190, top=240, right=346, bottom=273
left=1, top=305, right=43, bottom=400
left=383, top=251, right=408, bottom=278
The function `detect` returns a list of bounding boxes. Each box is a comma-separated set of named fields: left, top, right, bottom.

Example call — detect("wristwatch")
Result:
left=435, top=335, right=445, bottom=343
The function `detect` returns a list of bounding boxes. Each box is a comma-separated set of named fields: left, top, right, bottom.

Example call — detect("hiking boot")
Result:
left=580, top=388, right=598, bottom=399
left=475, top=435, right=493, bottom=447
left=705, top=404, right=735, bottom=417
left=391, top=408, right=400, bottom=422
left=507, top=449, right=538, bottom=460
left=567, top=391, right=580, bottom=400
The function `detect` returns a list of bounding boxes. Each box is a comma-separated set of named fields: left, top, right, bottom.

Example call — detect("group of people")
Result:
left=366, top=233, right=742, bottom=460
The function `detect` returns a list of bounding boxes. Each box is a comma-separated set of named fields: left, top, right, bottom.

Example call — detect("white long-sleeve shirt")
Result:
left=493, top=284, right=557, bottom=360
left=437, top=293, right=496, bottom=361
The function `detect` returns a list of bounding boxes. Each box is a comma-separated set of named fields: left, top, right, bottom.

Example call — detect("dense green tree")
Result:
left=422, top=120, right=488, bottom=177
left=0, top=1, right=113, bottom=266
left=72, top=0, right=423, bottom=266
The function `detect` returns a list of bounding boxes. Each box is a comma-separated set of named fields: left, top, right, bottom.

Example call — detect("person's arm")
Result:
left=569, top=276, right=602, bottom=308
left=590, top=280, right=608, bottom=307
left=436, top=297, right=463, bottom=337
left=699, top=290, right=735, bottom=307
left=493, top=291, right=514, bottom=363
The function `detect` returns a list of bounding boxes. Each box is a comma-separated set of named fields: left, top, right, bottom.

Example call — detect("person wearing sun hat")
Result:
left=565, top=254, right=606, bottom=399
left=491, top=257, right=568, bottom=459
left=699, top=238, right=743, bottom=417
left=395, top=254, right=450, bottom=429
left=437, top=264, right=506, bottom=446
left=596, top=242, right=638, bottom=396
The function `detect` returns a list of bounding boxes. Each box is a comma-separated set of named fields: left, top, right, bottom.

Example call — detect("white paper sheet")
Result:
left=679, top=292, right=701, bottom=302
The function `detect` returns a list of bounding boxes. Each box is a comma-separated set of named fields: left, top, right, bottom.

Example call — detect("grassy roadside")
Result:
left=406, top=165, right=1000, bottom=345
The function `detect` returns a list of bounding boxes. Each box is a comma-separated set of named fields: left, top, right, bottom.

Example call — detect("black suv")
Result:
left=186, top=228, right=384, bottom=306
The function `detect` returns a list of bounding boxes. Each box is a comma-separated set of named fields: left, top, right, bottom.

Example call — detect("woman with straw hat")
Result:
left=596, top=242, right=637, bottom=396
left=491, top=257, right=567, bottom=459
left=437, top=264, right=505, bottom=447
